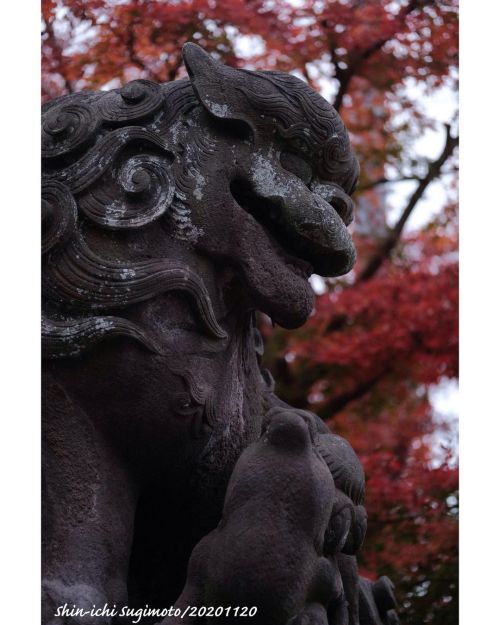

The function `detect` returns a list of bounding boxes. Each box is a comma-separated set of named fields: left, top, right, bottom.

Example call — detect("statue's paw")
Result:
left=263, top=406, right=320, bottom=443
left=287, top=603, right=329, bottom=625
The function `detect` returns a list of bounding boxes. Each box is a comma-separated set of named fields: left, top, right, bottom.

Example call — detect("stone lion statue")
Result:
left=42, top=43, right=395, bottom=625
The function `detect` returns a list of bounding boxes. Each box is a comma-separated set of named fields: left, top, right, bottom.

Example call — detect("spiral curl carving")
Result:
left=43, top=127, right=173, bottom=194
left=42, top=101, right=100, bottom=159
left=78, top=154, right=175, bottom=229
left=97, top=80, right=163, bottom=123
left=41, top=181, right=78, bottom=255
left=322, top=133, right=351, bottom=170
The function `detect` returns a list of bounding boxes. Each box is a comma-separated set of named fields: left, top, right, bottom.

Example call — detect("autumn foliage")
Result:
left=42, top=1, right=458, bottom=623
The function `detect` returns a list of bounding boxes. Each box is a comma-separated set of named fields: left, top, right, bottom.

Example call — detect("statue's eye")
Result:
left=280, top=151, right=312, bottom=185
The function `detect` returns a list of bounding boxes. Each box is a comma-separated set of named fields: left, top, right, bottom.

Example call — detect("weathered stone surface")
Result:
left=42, top=43, right=395, bottom=624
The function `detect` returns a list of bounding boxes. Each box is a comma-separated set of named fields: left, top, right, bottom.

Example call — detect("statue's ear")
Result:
left=182, top=43, right=256, bottom=129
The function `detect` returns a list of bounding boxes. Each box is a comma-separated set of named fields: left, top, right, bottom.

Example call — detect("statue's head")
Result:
left=42, top=43, right=358, bottom=357
left=180, top=44, right=358, bottom=329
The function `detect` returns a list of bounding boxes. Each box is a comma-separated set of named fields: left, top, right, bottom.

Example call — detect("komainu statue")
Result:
left=42, top=43, right=398, bottom=625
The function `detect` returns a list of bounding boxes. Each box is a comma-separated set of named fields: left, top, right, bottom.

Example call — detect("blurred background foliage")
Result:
left=42, top=1, right=458, bottom=622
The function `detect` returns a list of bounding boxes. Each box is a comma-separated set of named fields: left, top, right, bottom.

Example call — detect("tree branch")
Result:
left=323, top=369, right=388, bottom=417
left=332, top=0, right=432, bottom=111
left=356, top=175, right=424, bottom=192
left=333, top=36, right=388, bottom=111
left=357, top=124, right=458, bottom=283
left=124, top=3, right=164, bottom=83
left=303, top=64, right=313, bottom=85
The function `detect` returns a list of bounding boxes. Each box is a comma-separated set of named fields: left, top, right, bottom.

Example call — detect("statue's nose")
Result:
left=293, top=193, right=356, bottom=274
left=310, top=180, right=354, bottom=226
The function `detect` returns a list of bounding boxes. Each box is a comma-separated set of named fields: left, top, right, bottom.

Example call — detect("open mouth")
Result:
left=230, top=178, right=354, bottom=277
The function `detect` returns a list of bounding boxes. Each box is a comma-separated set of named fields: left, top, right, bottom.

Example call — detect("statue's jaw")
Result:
left=224, top=208, right=314, bottom=330
left=222, top=175, right=356, bottom=328
left=231, top=158, right=356, bottom=279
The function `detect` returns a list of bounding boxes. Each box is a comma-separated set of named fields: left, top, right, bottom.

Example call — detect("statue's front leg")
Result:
left=160, top=408, right=340, bottom=625
left=42, top=383, right=138, bottom=624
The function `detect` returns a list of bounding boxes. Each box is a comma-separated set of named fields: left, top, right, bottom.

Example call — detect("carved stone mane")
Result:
left=42, top=78, right=222, bottom=358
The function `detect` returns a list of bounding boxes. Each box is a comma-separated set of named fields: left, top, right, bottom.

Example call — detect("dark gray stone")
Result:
left=41, top=43, right=395, bottom=625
